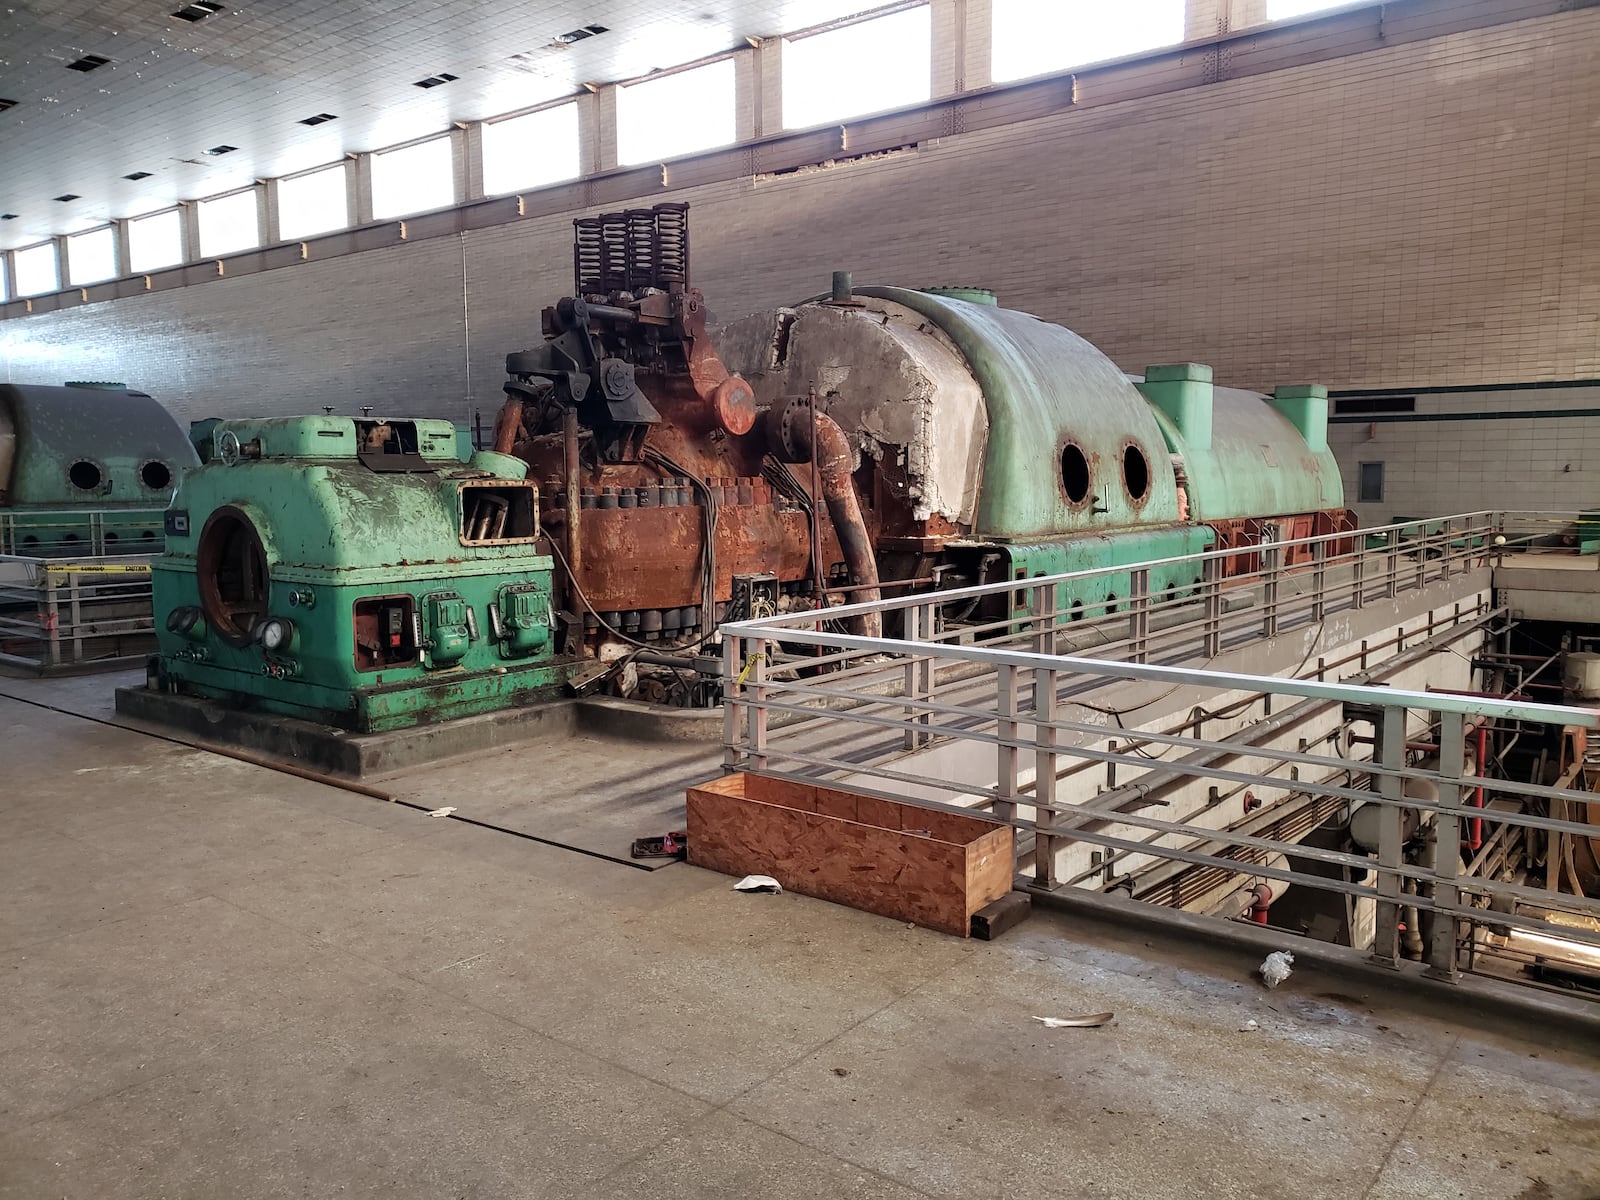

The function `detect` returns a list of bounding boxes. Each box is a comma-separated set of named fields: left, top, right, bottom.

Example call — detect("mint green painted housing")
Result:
left=1, top=384, right=198, bottom=553
left=855, top=288, right=1186, bottom=541
left=1144, top=383, right=1344, bottom=523
left=1137, top=363, right=1214, bottom=452
left=152, top=415, right=566, bottom=732
left=1270, top=385, right=1330, bottom=453
left=997, top=525, right=1214, bottom=618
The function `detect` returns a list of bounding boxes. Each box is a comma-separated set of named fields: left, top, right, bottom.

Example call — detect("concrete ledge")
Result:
left=114, top=685, right=579, bottom=777
left=114, top=685, right=735, bottom=773
left=1028, top=883, right=1600, bottom=1050
left=576, top=697, right=723, bottom=742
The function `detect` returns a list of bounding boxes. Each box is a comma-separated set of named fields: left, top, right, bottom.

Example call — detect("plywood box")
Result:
left=686, top=773, right=1014, bottom=937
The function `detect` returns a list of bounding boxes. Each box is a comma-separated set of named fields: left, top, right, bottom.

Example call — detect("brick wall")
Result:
left=2, top=7, right=1596, bottom=460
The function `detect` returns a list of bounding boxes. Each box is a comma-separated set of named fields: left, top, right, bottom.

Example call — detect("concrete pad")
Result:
left=4, top=658, right=1599, bottom=1200
left=0, top=894, right=413, bottom=1133
left=372, top=732, right=720, bottom=864
left=0, top=668, right=140, bottom=722
left=0, top=825, right=214, bottom=953
left=1365, top=1040, right=1600, bottom=1200
left=214, top=832, right=648, bottom=976
left=573, top=1109, right=931, bottom=1199
left=728, top=913, right=1456, bottom=1200
left=423, top=871, right=973, bottom=1105
left=0, top=973, right=711, bottom=1200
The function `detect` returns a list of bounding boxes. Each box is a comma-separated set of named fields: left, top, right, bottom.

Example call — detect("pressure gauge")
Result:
left=254, top=616, right=295, bottom=652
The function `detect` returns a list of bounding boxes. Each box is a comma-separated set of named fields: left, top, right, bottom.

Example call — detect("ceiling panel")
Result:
left=0, top=0, right=900, bottom=250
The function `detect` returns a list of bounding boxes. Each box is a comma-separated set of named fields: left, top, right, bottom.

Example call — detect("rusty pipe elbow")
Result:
left=491, top=395, right=524, bottom=454
left=764, top=398, right=882, bottom=638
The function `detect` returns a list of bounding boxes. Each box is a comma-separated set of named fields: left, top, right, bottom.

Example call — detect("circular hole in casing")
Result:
left=1060, top=443, right=1091, bottom=505
left=141, top=461, right=173, bottom=490
left=1123, top=444, right=1149, bottom=501
left=196, top=506, right=270, bottom=647
left=68, top=460, right=102, bottom=491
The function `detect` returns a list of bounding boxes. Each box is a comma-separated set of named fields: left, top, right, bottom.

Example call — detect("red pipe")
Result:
left=1248, top=884, right=1272, bottom=925
left=1465, top=723, right=1486, bottom=851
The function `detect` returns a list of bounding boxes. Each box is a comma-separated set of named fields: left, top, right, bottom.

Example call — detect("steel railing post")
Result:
left=1129, top=567, right=1150, bottom=663
left=1202, top=555, right=1223, bottom=659
left=1034, top=666, right=1058, bottom=887
left=916, top=602, right=934, bottom=744
left=1261, top=523, right=1281, bottom=639
left=45, top=570, right=62, bottom=669
left=996, top=663, right=1019, bottom=827
left=69, top=570, right=84, bottom=664
left=903, top=605, right=919, bottom=751
left=1372, top=705, right=1407, bottom=968
left=1352, top=542, right=1366, bottom=610
left=1031, top=581, right=1057, bottom=657
left=1426, top=709, right=1464, bottom=981
left=1310, top=539, right=1327, bottom=624
left=722, top=633, right=743, bottom=770
left=750, top=636, right=769, bottom=772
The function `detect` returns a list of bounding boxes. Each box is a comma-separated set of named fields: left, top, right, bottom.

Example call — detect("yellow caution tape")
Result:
left=43, top=562, right=151, bottom=575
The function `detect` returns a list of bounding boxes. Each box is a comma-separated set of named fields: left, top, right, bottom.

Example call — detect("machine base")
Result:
left=114, top=685, right=724, bottom=776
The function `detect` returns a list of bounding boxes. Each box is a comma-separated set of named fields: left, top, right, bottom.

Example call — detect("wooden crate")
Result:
left=686, top=773, right=1014, bottom=937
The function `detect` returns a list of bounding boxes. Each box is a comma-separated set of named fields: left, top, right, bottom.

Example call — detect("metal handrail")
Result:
left=0, top=549, right=159, bottom=671
left=719, top=508, right=1600, bottom=995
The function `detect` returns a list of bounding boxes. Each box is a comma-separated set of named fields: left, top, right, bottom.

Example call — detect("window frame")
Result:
left=127, top=207, right=186, bottom=273
left=276, top=161, right=351, bottom=241
left=1357, top=461, right=1385, bottom=504
left=990, top=0, right=1186, bottom=83
left=12, top=241, right=61, bottom=297
left=615, top=55, right=738, bottom=167
left=781, top=4, right=933, bottom=131
left=196, top=187, right=263, bottom=259
left=66, top=224, right=119, bottom=286
left=481, top=101, right=582, bottom=197
left=370, top=135, right=457, bottom=220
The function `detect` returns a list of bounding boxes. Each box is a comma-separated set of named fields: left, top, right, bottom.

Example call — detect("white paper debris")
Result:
left=427, top=806, right=457, bottom=818
left=733, top=875, right=783, bottom=894
left=1260, top=950, right=1295, bottom=989
left=1030, top=1012, right=1114, bottom=1028
left=1240, top=1019, right=1260, bottom=1032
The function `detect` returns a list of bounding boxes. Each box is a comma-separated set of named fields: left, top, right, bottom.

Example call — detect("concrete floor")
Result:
left=2, top=688, right=1599, bottom=1200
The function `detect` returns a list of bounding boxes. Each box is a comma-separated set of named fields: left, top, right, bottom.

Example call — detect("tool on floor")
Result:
left=630, top=830, right=688, bottom=859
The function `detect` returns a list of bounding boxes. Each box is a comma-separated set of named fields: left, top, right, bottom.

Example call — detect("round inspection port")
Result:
left=1060, top=443, right=1091, bottom=505
left=196, top=507, right=270, bottom=647
left=68, top=460, right=102, bottom=492
left=141, top=460, right=173, bottom=491
left=1123, top=444, right=1150, bottom=502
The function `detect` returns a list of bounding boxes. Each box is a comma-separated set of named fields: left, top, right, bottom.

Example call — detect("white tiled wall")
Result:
left=1329, top=385, right=1600, bottom=525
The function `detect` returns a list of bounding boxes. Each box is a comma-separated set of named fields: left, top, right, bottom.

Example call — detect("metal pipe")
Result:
left=1248, top=883, right=1272, bottom=925
left=766, top=400, right=882, bottom=637
left=564, top=406, right=582, bottom=584
left=1467, top=721, right=1487, bottom=851
left=633, top=649, right=721, bottom=674
left=491, top=394, right=521, bottom=454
